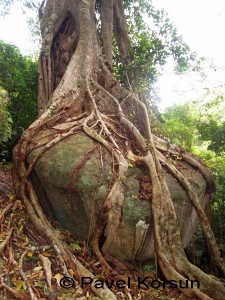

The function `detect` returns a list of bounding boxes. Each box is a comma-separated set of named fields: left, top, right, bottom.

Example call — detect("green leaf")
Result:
left=70, top=242, right=81, bottom=251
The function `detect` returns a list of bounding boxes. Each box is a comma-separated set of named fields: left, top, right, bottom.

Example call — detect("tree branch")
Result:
left=113, top=0, right=131, bottom=58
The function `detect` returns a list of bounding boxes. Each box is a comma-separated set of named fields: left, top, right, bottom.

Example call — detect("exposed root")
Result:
left=9, top=80, right=225, bottom=300
left=158, top=150, right=225, bottom=277
left=0, top=275, right=27, bottom=300
left=11, top=123, right=118, bottom=299
left=125, top=123, right=225, bottom=298
left=0, top=202, right=14, bottom=223
left=83, top=114, right=128, bottom=270
left=154, top=141, right=215, bottom=192
left=0, top=227, right=13, bottom=255
left=19, top=249, right=39, bottom=300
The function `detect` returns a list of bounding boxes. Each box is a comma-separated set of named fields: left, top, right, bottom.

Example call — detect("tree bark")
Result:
left=99, top=0, right=113, bottom=68
left=12, top=0, right=225, bottom=299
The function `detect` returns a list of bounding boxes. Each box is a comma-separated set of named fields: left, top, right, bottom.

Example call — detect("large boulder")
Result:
left=27, top=129, right=207, bottom=260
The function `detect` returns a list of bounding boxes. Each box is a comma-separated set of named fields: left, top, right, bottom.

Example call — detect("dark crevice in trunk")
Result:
left=51, top=12, right=79, bottom=90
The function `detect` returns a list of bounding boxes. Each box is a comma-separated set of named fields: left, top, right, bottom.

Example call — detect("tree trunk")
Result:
left=12, top=0, right=225, bottom=299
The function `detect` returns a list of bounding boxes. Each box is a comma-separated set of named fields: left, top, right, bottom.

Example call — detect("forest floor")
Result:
left=0, top=164, right=195, bottom=300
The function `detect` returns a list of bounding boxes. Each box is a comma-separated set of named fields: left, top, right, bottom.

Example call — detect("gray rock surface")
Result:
left=27, top=130, right=206, bottom=260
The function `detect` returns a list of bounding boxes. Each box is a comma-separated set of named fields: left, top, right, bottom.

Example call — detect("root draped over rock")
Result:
left=11, top=0, right=225, bottom=299
left=12, top=79, right=225, bottom=299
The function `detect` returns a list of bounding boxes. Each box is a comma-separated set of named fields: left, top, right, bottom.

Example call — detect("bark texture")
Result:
left=12, top=0, right=225, bottom=299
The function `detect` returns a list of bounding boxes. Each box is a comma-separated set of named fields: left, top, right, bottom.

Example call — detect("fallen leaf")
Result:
left=15, top=280, right=24, bottom=291
left=54, top=273, right=64, bottom=285
left=41, top=251, right=52, bottom=257
left=33, top=266, right=43, bottom=272
left=8, top=194, right=15, bottom=201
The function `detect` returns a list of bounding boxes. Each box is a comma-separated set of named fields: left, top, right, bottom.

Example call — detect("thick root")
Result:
left=9, top=80, right=225, bottom=299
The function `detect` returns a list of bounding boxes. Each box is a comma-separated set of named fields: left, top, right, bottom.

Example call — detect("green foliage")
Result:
left=197, top=119, right=225, bottom=155
left=162, top=103, right=199, bottom=150
left=0, top=87, right=12, bottom=144
left=70, top=241, right=81, bottom=251
left=162, top=98, right=225, bottom=247
left=0, top=40, right=38, bottom=160
left=210, top=155, right=225, bottom=246
left=112, top=0, right=196, bottom=93
left=192, top=149, right=225, bottom=247
left=193, top=84, right=225, bottom=154
left=143, top=264, right=154, bottom=274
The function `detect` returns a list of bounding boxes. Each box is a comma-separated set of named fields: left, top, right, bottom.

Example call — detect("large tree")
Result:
left=12, top=0, right=225, bottom=299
